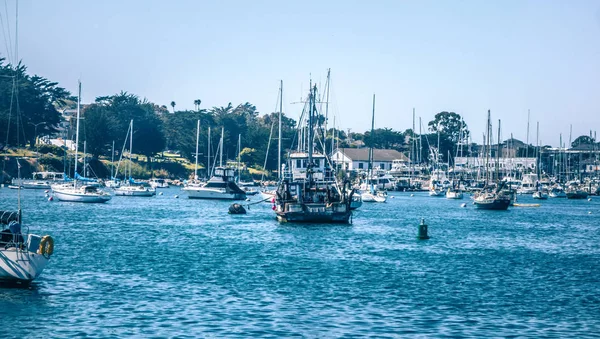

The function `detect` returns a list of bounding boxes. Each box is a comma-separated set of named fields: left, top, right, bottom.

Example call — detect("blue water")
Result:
left=1, top=188, right=599, bottom=337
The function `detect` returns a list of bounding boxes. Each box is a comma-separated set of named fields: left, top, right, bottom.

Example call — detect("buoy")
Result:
left=271, top=197, right=275, bottom=203
left=48, top=196, right=53, bottom=202
left=417, top=219, right=430, bottom=240
left=45, top=194, right=49, bottom=198
left=588, top=198, right=592, bottom=201
left=272, top=205, right=276, bottom=211
left=410, top=194, right=414, bottom=197
left=390, top=196, right=395, bottom=199
left=174, top=195, right=179, bottom=199
left=228, top=203, right=247, bottom=214
left=158, top=192, right=163, bottom=196
left=460, top=203, right=467, bottom=208
left=44, top=190, right=49, bottom=193
left=589, top=211, right=592, bottom=214
left=245, top=198, right=250, bottom=201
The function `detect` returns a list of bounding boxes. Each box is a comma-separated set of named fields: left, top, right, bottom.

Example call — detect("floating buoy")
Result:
left=589, top=211, right=592, bottom=214
left=44, top=194, right=49, bottom=198
left=44, top=190, right=49, bottom=193
left=390, top=196, right=395, bottom=199
left=158, top=192, right=163, bottom=196
left=588, top=198, right=592, bottom=201
left=417, top=219, right=430, bottom=240
left=245, top=198, right=250, bottom=201
left=461, top=203, right=467, bottom=208
left=410, top=194, right=414, bottom=197
left=174, top=195, right=179, bottom=199
left=228, top=203, right=247, bottom=214
left=272, top=204, right=276, bottom=211
left=48, top=196, right=53, bottom=202
left=271, top=197, right=275, bottom=203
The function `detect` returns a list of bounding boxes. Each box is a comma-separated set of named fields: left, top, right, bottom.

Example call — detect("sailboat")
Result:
left=1, top=32, right=54, bottom=280
left=114, top=120, right=156, bottom=197
left=52, top=82, right=112, bottom=203
left=473, top=112, right=511, bottom=210
left=360, top=94, right=387, bottom=203
left=183, top=127, right=246, bottom=200
left=274, top=83, right=353, bottom=223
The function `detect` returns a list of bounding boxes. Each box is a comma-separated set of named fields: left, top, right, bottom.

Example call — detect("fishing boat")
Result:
left=274, top=84, right=353, bottom=223
left=473, top=111, right=510, bottom=210
left=350, top=193, right=363, bottom=209
left=566, top=187, right=588, bottom=199
left=52, top=82, right=112, bottom=203
left=183, top=126, right=247, bottom=200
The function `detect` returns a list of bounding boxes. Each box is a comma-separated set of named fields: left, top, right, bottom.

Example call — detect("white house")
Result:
left=331, top=148, right=408, bottom=172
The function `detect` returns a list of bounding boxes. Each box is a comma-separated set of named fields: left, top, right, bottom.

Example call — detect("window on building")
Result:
left=380, top=163, right=385, bottom=169
left=296, top=159, right=302, bottom=168
left=358, top=162, right=364, bottom=169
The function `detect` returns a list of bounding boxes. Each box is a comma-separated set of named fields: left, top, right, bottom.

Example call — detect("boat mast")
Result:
left=208, top=127, right=211, bottom=177
left=237, top=134, right=241, bottom=183
left=496, top=119, right=501, bottom=182
left=195, top=119, right=200, bottom=180
left=485, top=110, right=490, bottom=184
left=278, top=80, right=283, bottom=180
left=368, top=94, right=375, bottom=180
left=74, top=80, right=81, bottom=186
left=536, top=121, right=540, bottom=179
left=307, top=82, right=314, bottom=182
left=111, top=140, right=115, bottom=179
left=412, top=108, right=415, bottom=181
left=219, top=127, right=224, bottom=167
left=129, top=119, right=133, bottom=179
left=324, top=69, right=331, bottom=154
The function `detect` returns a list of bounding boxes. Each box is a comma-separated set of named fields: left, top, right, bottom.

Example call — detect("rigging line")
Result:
left=1, top=0, right=13, bottom=64
left=259, top=84, right=283, bottom=182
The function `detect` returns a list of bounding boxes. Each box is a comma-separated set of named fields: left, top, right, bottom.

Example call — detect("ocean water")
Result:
left=1, top=188, right=599, bottom=338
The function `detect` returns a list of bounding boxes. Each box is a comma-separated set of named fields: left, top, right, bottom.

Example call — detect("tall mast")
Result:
left=418, top=117, right=422, bottom=164
left=525, top=109, right=530, bottom=175
left=278, top=80, right=283, bottom=180
left=412, top=108, right=415, bottom=179
left=220, top=127, right=224, bottom=167
left=368, top=94, right=375, bottom=178
left=568, top=124, right=572, bottom=181
left=194, top=120, right=200, bottom=180
left=207, top=127, right=211, bottom=176
left=307, top=82, right=314, bottom=182
left=485, top=110, right=490, bottom=183
left=237, top=134, right=241, bottom=183
left=111, top=140, right=115, bottom=179
left=74, top=81, right=81, bottom=185
left=536, top=121, right=540, bottom=178
left=324, top=69, right=331, bottom=153
left=496, top=119, right=501, bottom=182
left=129, top=119, right=133, bottom=179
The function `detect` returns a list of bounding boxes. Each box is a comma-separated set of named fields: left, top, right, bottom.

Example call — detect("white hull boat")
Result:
left=114, top=185, right=156, bottom=197
left=183, top=167, right=246, bottom=200
left=361, top=192, right=386, bottom=203
left=184, top=187, right=245, bottom=200
left=1, top=211, right=53, bottom=283
left=52, top=185, right=112, bottom=203
left=445, top=189, right=464, bottom=199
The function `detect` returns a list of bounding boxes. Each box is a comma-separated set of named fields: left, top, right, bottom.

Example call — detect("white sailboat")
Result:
left=52, top=81, right=112, bottom=203
left=360, top=94, right=386, bottom=203
left=114, top=120, right=156, bottom=197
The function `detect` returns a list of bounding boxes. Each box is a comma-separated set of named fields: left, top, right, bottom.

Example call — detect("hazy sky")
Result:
left=4, top=0, right=600, bottom=146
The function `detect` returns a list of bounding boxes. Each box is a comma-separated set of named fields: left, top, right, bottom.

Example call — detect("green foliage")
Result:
left=571, top=135, right=595, bottom=148
left=0, top=58, right=70, bottom=148
left=428, top=111, right=469, bottom=144
left=36, top=144, right=66, bottom=156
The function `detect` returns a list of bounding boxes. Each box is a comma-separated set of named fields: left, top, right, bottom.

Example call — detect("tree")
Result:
left=572, top=135, right=595, bottom=148
left=0, top=59, right=69, bottom=148
left=428, top=111, right=469, bottom=144
left=170, top=101, right=176, bottom=113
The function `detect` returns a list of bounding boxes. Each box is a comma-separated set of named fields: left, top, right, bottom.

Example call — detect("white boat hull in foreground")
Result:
left=0, top=234, right=51, bottom=282
left=184, top=187, right=246, bottom=200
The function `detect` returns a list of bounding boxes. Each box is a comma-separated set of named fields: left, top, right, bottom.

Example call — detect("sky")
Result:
left=2, top=0, right=600, bottom=147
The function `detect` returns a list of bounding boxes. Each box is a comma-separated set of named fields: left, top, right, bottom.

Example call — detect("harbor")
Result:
left=1, top=187, right=599, bottom=336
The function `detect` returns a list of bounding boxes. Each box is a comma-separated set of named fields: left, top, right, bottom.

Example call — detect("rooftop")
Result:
left=336, top=148, right=408, bottom=162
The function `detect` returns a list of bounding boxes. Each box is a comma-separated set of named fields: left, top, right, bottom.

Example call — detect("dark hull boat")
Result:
left=473, top=195, right=511, bottom=210
left=566, top=190, right=588, bottom=199
left=274, top=81, right=353, bottom=224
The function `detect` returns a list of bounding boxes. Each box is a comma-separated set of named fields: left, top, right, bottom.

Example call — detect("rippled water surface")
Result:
left=1, top=188, right=599, bottom=337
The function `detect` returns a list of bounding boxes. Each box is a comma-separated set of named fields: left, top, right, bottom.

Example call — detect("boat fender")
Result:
left=38, top=235, right=54, bottom=257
